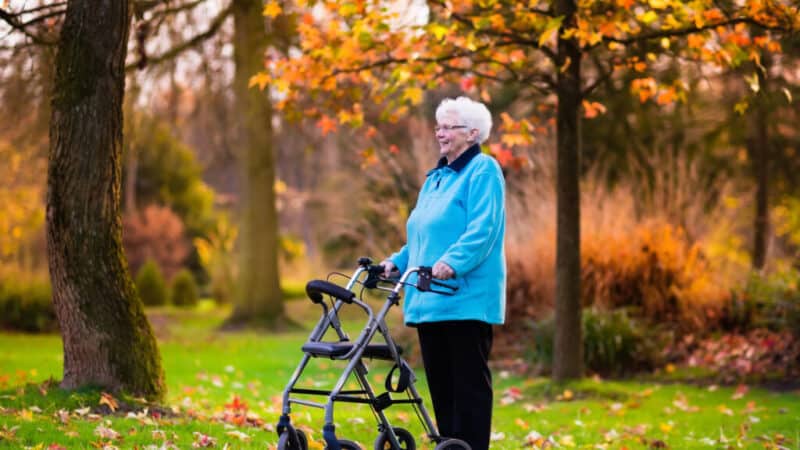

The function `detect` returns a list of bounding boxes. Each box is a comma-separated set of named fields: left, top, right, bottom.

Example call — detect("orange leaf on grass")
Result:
left=99, top=392, right=118, bottom=412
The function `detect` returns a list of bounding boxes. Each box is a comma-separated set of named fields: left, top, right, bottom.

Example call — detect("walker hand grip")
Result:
left=305, top=280, right=356, bottom=304
left=416, top=266, right=458, bottom=295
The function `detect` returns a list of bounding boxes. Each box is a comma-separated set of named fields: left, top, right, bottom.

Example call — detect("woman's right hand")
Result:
left=380, top=260, right=396, bottom=278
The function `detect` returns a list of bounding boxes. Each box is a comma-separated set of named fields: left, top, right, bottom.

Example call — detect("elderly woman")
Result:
left=381, top=96, right=506, bottom=450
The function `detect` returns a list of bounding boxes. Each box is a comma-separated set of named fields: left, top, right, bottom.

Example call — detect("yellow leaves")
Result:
left=262, top=0, right=282, bottom=19
left=539, top=16, right=564, bottom=48
left=717, top=404, right=734, bottom=416
left=744, top=72, right=760, bottom=93
left=501, top=133, right=532, bottom=148
left=648, top=0, right=669, bottom=10
left=225, top=430, right=251, bottom=441
left=248, top=73, right=270, bottom=90
left=337, top=104, right=364, bottom=127
left=402, top=86, right=424, bottom=105
left=639, top=10, right=659, bottom=25
left=428, top=23, right=449, bottom=41
left=559, top=434, right=576, bottom=447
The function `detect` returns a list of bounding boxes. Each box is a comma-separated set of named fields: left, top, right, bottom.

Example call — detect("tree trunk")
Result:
left=227, top=0, right=285, bottom=327
left=47, top=0, right=165, bottom=399
left=750, top=56, right=770, bottom=270
left=552, top=0, right=583, bottom=381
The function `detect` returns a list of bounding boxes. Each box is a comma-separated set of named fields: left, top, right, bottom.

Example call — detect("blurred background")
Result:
left=1, top=0, right=799, bottom=382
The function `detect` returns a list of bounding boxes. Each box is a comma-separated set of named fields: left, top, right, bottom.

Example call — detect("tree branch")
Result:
left=602, top=16, right=795, bottom=47
left=428, top=0, right=557, bottom=62
left=126, top=2, right=233, bottom=72
left=581, top=55, right=616, bottom=97
left=0, top=7, right=58, bottom=45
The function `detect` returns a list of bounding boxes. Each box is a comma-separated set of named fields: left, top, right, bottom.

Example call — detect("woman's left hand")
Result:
left=432, top=261, right=455, bottom=280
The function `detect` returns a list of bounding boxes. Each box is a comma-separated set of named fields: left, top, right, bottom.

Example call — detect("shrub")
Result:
left=582, top=223, right=730, bottom=332
left=734, top=268, right=800, bottom=336
left=0, top=274, right=56, bottom=333
left=136, top=260, right=168, bottom=306
left=170, top=269, right=198, bottom=307
left=528, top=308, right=659, bottom=376
left=123, top=205, right=190, bottom=280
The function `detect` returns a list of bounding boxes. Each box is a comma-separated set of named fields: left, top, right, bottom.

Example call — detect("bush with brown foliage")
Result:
left=123, top=204, right=190, bottom=280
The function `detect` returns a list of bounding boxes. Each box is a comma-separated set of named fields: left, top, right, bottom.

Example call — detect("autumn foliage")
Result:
left=257, top=0, right=799, bottom=152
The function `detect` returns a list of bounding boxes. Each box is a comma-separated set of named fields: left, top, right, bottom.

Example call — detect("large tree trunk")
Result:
left=227, top=0, right=285, bottom=327
left=47, top=0, right=165, bottom=399
left=552, top=0, right=583, bottom=381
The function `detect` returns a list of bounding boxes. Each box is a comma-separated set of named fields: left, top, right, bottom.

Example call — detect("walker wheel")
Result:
left=433, top=438, right=471, bottom=450
left=277, top=427, right=308, bottom=450
left=374, top=427, right=416, bottom=450
left=334, top=439, right=363, bottom=450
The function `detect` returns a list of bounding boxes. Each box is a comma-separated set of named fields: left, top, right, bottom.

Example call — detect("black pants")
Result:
left=417, top=320, right=493, bottom=450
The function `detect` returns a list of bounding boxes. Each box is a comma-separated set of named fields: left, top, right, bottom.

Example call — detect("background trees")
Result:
left=1, top=0, right=799, bottom=393
left=260, top=0, right=800, bottom=380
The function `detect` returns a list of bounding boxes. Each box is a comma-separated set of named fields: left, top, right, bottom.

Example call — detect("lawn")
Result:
left=1, top=299, right=798, bottom=449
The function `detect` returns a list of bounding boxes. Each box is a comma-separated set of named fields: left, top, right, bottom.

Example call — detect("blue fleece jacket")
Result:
left=389, top=144, right=506, bottom=325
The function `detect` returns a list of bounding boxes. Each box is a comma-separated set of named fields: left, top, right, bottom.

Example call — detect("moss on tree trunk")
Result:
left=47, top=0, right=165, bottom=400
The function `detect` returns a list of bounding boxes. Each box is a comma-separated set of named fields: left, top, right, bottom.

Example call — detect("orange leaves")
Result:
left=489, top=144, right=528, bottom=170
left=98, top=392, right=118, bottom=412
left=630, top=77, right=681, bottom=106
left=316, top=115, right=338, bottom=136
left=582, top=100, right=606, bottom=119
left=631, top=77, right=658, bottom=102
left=687, top=33, right=705, bottom=49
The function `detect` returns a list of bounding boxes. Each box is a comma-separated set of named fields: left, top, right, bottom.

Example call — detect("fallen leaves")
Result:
left=99, top=392, right=119, bottom=412
left=192, top=432, right=217, bottom=448
left=94, top=424, right=120, bottom=440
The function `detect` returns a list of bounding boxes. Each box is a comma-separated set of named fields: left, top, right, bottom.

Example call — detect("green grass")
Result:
left=1, top=301, right=799, bottom=449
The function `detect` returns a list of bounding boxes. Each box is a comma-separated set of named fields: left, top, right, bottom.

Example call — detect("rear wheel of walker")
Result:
left=336, top=439, right=363, bottom=450
left=374, top=427, right=416, bottom=450
left=277, top=428, right=308, bottom=450
left=433, top=438, right=471, bottom=449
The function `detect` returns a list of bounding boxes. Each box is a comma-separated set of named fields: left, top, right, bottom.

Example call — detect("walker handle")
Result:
left=417, top=266, right=458, bottom=295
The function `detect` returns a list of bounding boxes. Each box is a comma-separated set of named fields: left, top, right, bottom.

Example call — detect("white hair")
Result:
left=435, top=96, right=492, bottom=144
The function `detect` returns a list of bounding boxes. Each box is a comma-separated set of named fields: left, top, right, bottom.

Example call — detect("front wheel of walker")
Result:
left=277, top=427, right=308, bottom=450
left=374, top=427, right=415, bottom=450
left=433, top=438, right=471, bottom=450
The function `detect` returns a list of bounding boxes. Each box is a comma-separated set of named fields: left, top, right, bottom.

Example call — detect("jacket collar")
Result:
left=434, top=143, right=481, bottom=173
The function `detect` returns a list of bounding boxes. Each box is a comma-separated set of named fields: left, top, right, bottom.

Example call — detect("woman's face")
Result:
left=435, top=111, right=474, bottom=161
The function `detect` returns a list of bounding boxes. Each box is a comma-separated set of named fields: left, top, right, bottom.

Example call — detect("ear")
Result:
left=468, top=128, right=479, bottom=142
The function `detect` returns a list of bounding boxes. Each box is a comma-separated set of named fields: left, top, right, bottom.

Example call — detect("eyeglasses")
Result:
left=434, top=124, right=468, bottom=133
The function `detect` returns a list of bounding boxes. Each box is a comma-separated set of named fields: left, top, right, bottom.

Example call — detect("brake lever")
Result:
left=416, top=267, right=458, bottom=295
left=364, top=264, right=400, bottom=289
